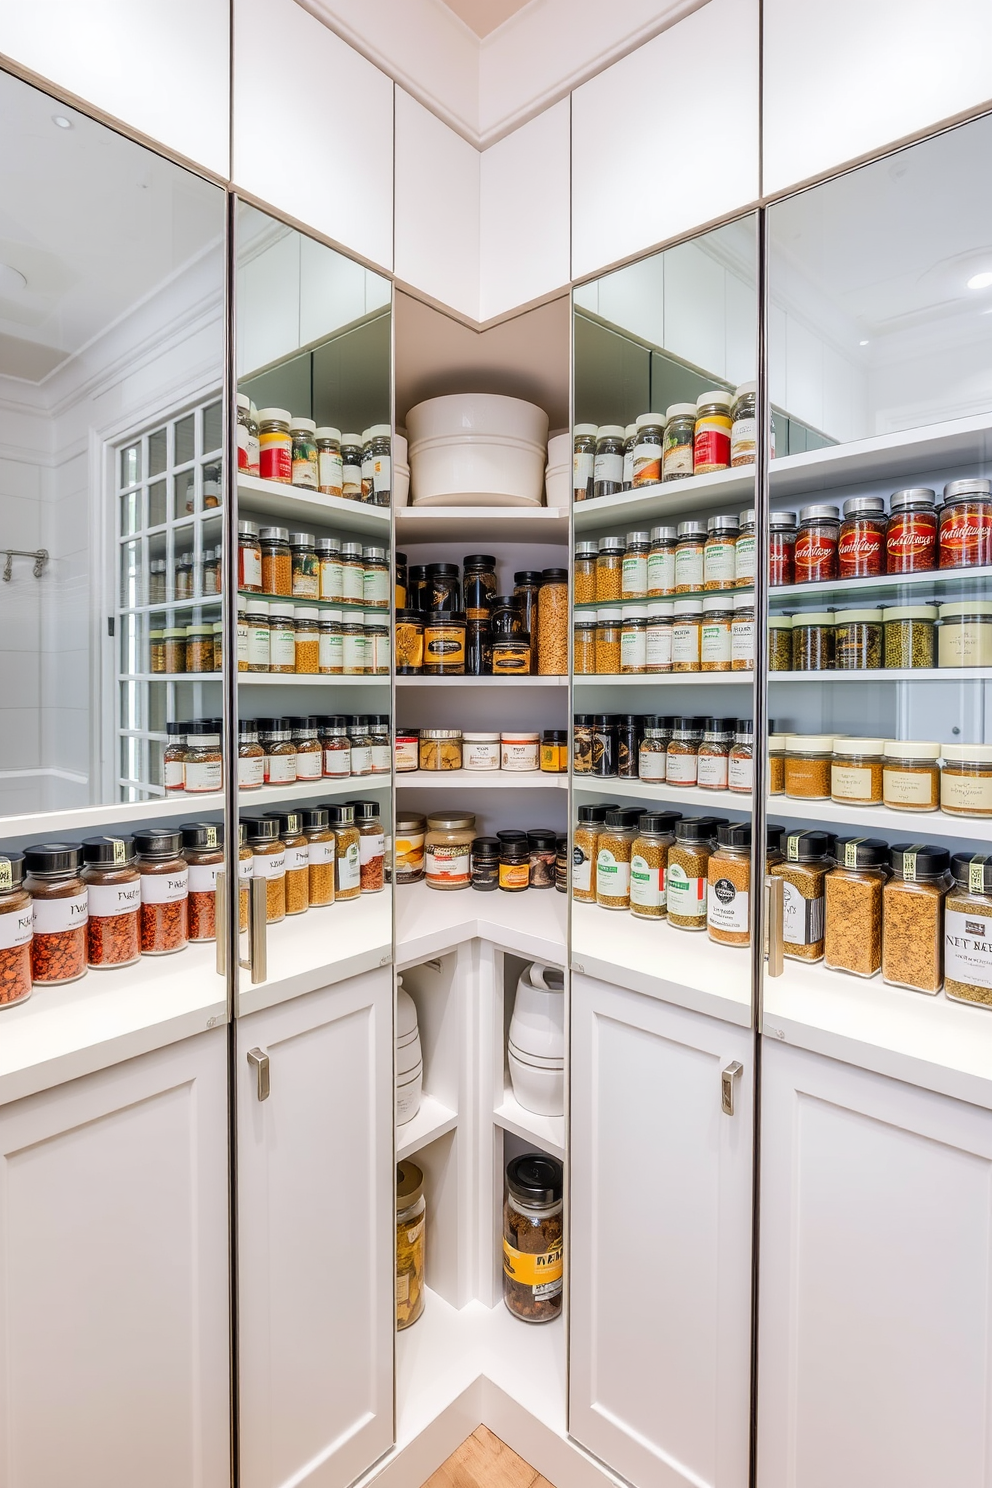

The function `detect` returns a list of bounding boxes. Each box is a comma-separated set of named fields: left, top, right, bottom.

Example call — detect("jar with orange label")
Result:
left=886, top=488, right=937, bottom=572
left=939, top=478, right=992, bottom=569
left=794, top=505, right=839, bottom=583
left=693, top=391, right=733, bottom=474
left=425, top=811, right=475, bottom=891
left=838, top=496, right=886, bottom=578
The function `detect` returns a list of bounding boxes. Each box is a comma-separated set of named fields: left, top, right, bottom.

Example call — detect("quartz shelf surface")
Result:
left=574, top=672, right=752, bottom=687
left=395, top=504, right=567, bottom=543
left=237, top=474, right=389, bottom=536
left=237, top=673, right=388, bottom=686
left=769, top=793, right=992, bottom=843
left=494, top=1084, right=565, bottom=1160
left=574, top=777, right=752, bottom=811
left=236, top=890, right=392, bottom=1017
left=397, top=770, right=567, bottom=790
left=769, top=667, right=992, bottom=683
left=396, top=1093, right=458, bottom=1162
left=398, top=675, right=568, bottom=688
left=770, top=564, right=992, bottom=607
left=574, top=467, right=756, bottom=530
left=396, top=880, right=566, bottom=968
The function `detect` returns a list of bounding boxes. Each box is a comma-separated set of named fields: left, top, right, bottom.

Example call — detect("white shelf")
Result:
left=770, top=668, right=992, bottom=683
left=574, top=672, right=752, bottom=686
left=574, top=466, right=756, bottom=531
left=119, top=673, right=222, bottom=683
left=395, top=504, right=567, bottom=543
left=396, top=1093, right=458, bottom=1161
left=571, top=900, right=753, bottom=1027
left=770, top=564, right=992, bottom=606
left=236, top=474, right=389, bottom=536
left=396, top=880, right=566, bottom=968
left=763, top=959, right=992, bottom=1111
left=771, top=793, right=992, bottom=842
left=236, top=891, right=392, bottom=1017
left=398, top=676, right=568, bottom=688
left=397, top=770, right=567, bottom=790
left=573, top=777, right=752, bottom=810
left=238, top=673, right=388, bottom=686
left=767, top=411, right=992, bottom=500
left=494, top=1085, right=565, bottom=1161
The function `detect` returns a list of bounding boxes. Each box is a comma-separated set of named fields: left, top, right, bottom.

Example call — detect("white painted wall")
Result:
left=0, top=0, right=230, bottom=177
left=394, top=90, right=481, bottom=321
left=479, top=100, right=570, bottom=322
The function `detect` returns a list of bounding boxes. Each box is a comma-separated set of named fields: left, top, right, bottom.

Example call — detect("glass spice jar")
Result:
left=556, top=835, right=568, bottom=894
left=667, top=819, right=714, bottom=931
left=420, top=728, right=463, bottom=771
left=572, top=714, right=594, bottom=776
left=395, top=814, right=427, bottom=885
left=941, top=744, right=992, bottom=818
left=180, top=822, right=224, bottom=943
left=186, top=624, right=214, bottom=675
left=163, top=720, right=187, bottom=792
left=620, top=607, right=648, bottom=672
left=182, top=719, right=223, bottom=794
left=574, top=613, right=597, bottom=674
left=340, top=614, right=367, bottom=675
left=238, top=519, right=262, bottom=592
left=596, top=608, right=622, bottom=674
left=425, top=811, right=476, bottom=892
left=794, top=505, right=840, bottom=583
left=767, top=733, right=786, bottom=795
left=730, top=383, right=757, bottom=466
left=267, top=603, right=296, bottom=673
left=503, top=1153, right=564, bottom=1324
left=328, top=805, right=361, bottom=901
left=663, top=403, right=696, bottom=480
left=882, top=741, right=941, bottom=812
left=527, top=828, right=558, bottom=890
left=667, top=715, right=704, bottom=786
left=939, top=478, right=992, bottom=569
left=629, top=811, right=679, bottom=920
left=266, top=811, right=309, bottom=915
left=289, top=716, right=323, bottom=781
left=704, top=515, right=739, bottom=591
left=731, top=594, right=755, bottom=671
left=882, top=604, right=936, bottom=669
left=360, top=429, right=374, bottom=502
left=290, top=531, right=319, bottom=597
left=243, top=816, right=286, bottom=923
left=396, top=1160, right=426, bottom=1331
left=768, top=615, right=793, bottom=671
left=728, top=720, right=754, bottom=795
left=693, top=390, right=733, bottom=474
left=886, top=488, right=937, bottom=573
left=707, top=822, right=752, bottom=948
left=363, top=545, right=390, bottom=609
left=318, top=609, right=344, bottom=674
left=134, top=829, right=188, bottom=955
left=424, top=611, right=466, bottom=675
left=537, top=567, right=568, bottom=676
left=593, top=425, right=626, bottom=499
left=369, top=715, right=391, bottom=774
left=81, top=836, right=140, bottom=968
left=573, top=424, right=598, bottom=502
left=616, top=715, right=642, bottom=780
left=632, top=413, right=665, bottom=486
left=291, top=607, right=319, bottom=674
left=470, top=837, right=500, bottom=892
left=596, top=808, right=641, bottom=909
left=834, top=608, right=882, bottom=670
left=638, top=718, right=672, bottom=783
left=944, top=854, right=992, bottom=1007
left=347, top=716, right=374, bottom=778
left=238, top=720, right=265, bottom=791
left=572, top=805, right=608, bottom=905
left=619, top=422, right=636, bottom=488
left=735, top=509, right=756, bottom=588
left=317, top=537, right=342, bottom=600
left=0, top=853, right=33, bottom=1006
left=257, top=408, right=292, bottom=484
left=315, top=426, right=343, bottom=497
left=792, top=612, right=835, bottom=671
left=236, top=604, right=249, bottom=672
left=149, top=629, right=166, bottom=674
left=672, top=601, right=703, bottom=673
left=340, top=434, right=364, bottom=501
left=163, top=627, right=187, bottom=674
left=937, top=601, right=992, bottom=667
left=838, top=496, right=886, bottom=578
left=882, top=843, right=951, bottom=994
left=540, top=730, right=569, bottom=773
left=697, top=718, right=735, bottom=791
left=258, top=717, right=297, bottom=785
left=574, top=540, right=598, bottom=603
left=260, top=526, right=292, bottom=595
left=700, top=597, right=733, bottom=672
left=596, top=537, right=625, bottom=602
left=621, top=531, right=651, bottom=598
left=824, top=837, right=889, bottom=978
left=237, top=393, right=259, bottom=475
left=246, top=599, right=270, bottom=673
left=784, top=735, right=834, bottom=800
left=831, top=737, right=885, bottom=806
left=770, top=830, right=835, bottom=962
left=592, top=715, right=617, bottom=777
left=647, top=525, right=678, bottom=596
left=340, top=542, right=366, bottom=605
left=368, top=425, right=392, bottom=506
left=675, top=521, right=706, bottom=593
left=645, top=601, right=674, bottom=673
left=24, top=843, right=88, bottom=985
left=769, top=510, right=797, bottom=585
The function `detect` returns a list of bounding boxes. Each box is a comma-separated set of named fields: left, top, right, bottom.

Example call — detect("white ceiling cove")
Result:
left=294, top=0, right=709, bottom=147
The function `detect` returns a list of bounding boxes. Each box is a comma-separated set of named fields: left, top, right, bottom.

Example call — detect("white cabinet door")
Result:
left=0, top=1028, right=231, bottom=1488
left=569, top=973, right=753, bottom=1488
left=757, top=1038, right=992, bottom=1488
left=237, top=968, right=393, bottom=1488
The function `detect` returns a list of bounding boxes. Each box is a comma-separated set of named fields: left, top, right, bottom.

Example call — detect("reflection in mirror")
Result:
left=0, top=70, right=225, bottom=816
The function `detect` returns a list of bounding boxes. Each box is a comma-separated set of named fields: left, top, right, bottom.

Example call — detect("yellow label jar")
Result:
left=424, top=612, right=466, bottom=675
left=882, top=741, right=940, bottom=811
left=941, top=744, right=992, bottom=818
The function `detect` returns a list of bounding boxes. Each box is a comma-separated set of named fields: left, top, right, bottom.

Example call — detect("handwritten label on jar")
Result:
left=33, top=893, right=88, bottom=933
left=187, top=864, right=221, bottom=894
left=0, top=906, right=33, bottom=948
left=359, top=833, right=385, bottom=865
left=666, top=751, right=698, bottom=785
left=266, top=754, right=297, bottom=785
left=295, top=751, right=322, bottom=781
left=831, top=764, right=875, bottom=802
left=728, top=752, right=752, bottom=792
left=140, top=870, right=189, bottom=904
left=697, top=752, right=729, bottom=790
left=883, top=768, right=935, bottom=806
left=941, top=773, right=992, bottom=815
left=593, top=450, right=623, bottom=486
left=252, top=852, right=286, bottom=880
left=87, top=882, right=142, bottom=917
left=185, top=758, right=223, bottom=793
left=284, top=845, right=309, bottom=872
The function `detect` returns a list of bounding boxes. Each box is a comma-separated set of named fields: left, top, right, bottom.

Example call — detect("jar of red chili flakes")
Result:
left=769, top=510, right=797, bottom=585
left=134, top=829, right=188, bottom=955
left=886, top=488, right=937, bottom=573
left=0, top=853, right=33, bottom=1007
left=182, top=821, right=224, bottom=943
left=24, top=844, right=88, bottom=985
left=838, top=496, right=886, bottom=578
left=81, top=836, right=140, bottom=969
left=794, top=505, right=839, bottom=583
left=939, top=478, right=992, bottom=569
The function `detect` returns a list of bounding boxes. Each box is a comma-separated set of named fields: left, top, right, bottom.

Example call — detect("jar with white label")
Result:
left=293, top=608, right=319, bottom=674
left=620, top=607, right=648, bottom=672
left=352, top=800, right=386, bottom=892
left=236, top=601, right=249, bottom=672
left=703, top=515, right=738, bottom=591
left=667, top=820, right=713, bottom=930
left=728, top=721, right=754, bottom=794
left=621, top=531, right=650, bottom=598
left=593, top=426, right=626, bottom=499
left=319, top=610, right=343, bottom=673
left=630, top=811, right=679, bottom=920
left=596, top=808, right=640, bottom=910
left=675, top=521, right=706, bottom=593
left=645, top=601, right=673, bottom=673
left=134, top=829, right=189, bottom=955
left=697, top=719, right=734, bottom=791
left=246, top=599, right=270, bottom=673
left=672, top=601, right=702, bottom=673
left=941, top=744, right=992, bottom=817
left=321, top=716, right=352, bottom=779
left=735, top=509, right=755, bottom=586
left=667, top=716, right=703, bottom=786
left=882, top=741, right=940, bottom=811
left=700, top=597, right=733, bottom=672
left=315, top=427, right=343, bottom=497
left=317, top=537, right=342, bottom=599
left=631, top=413, right=665, bottom=486
left=730, top=383, right=757, bottom=466
left=730, top=594, right=754, bottom=670
left=290, top=717, right=323, bottom=781
left=184, top=720, right=224, bottom=793
left=647, top=526, right=677, bottom=595
left=831, top=738, right=885, bottom=806
left=237, top=394, right=259, bottom=476
left=425, top=811, right=476, bottom=892
left=24, top=844, right=88, bottom=985
left=244, top=817, right=286, bottom=924
left=707, top=823, right=751, bottom=947
left=365, top=612, right=390, bottom=674
left=267, top=603, right=296, bottom=673
left=937, top=602, right=992, bottom=667
left=81, top=835, right=141, bottom=968
left=573, top=424, right=597, bottom=502
left=501, top=731, right=540, bottom=771
left=301, top=806, right=336, bottom=907
left=342, top=616, right=367, bottom=674
left=463, top=732, right=500, bottom=771
left=638, top=718, right=671, bottom=782
left=258, top=718, right=297, bottom=785
left=363, top=545, right=390, bottom=608
left=340, top=542, right=365, bottom=604
left=179, top=823, right=225, bottom=943
left=945, top=854, right=992, bottom=1007
left=329, top=805, right=362, bottom=900
left=267, top=811, right=309, bottom=915
left=369, top=717, right=391, bottom=774
left=0, top=853, right=33, bottom=1005
left=238, top=721, right=265, bottom=790
left=663, top=404, right=696, bottom=481
left=770, top=830, right=835, bottom=962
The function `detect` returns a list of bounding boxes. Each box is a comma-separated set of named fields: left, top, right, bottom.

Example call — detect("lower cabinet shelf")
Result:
left=396, top=1094, right=458, bottom=1161
left=494, top=1086, right=564, bottom=1161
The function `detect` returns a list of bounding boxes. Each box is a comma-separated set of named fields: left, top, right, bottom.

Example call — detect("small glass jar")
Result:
left=0, top=853, right=33, bottom=1006
left=420, top=729, right=463, bottom=771
left=620, top=606, right=648, bottom=673
left=365, top=611, right=389, bottom=675
left=347, top=716, right=374, bottom=778
left=360, top=429, right=374, bottom=502
left=697, top=719, right=735, bottom=791
left=258, top=717, right=297, bottom=785
left=573, top=423, right=598, bottom=503
left=238, top=720, right=265, bottom=790
left=886, top=488, right=937, bottom=573
left=315, top=426, right=343, bottom=497
left=289, top=607, right=318, bottom=675
left=164, top=627, right=187, bottom=674
left=318, top=717, right=349, bottom=780
left=134, top=829, right=188, bottom=955
left=299, top=806, right=335, bottom=908
left=730, top=383, right=757, bottom=466
left=367, top=425, right=391, bottom=506
left=881, top=604, right=936, bottom=669
left=767, top=733, right=786, bottom=795
left=363, top=545, right=389, bottom=609
left=882, top=843, right=951, bottom=994
left=574, top=540, right=598, bottom=603
left=238, top=519, right=262, bottom=592
left=243, top=817, right=286, bottom=923
left=770, top=830, right=836, bottom=962
left=572, top=715, right=594, bottom=775
left=596, top=808, right=640, bottom=910
left=792, top=612, right=834, bottom=671
left=784, top=735, right=834, bottom=800
left=237, top=393, right=259, bottom=475
left=318, top=609, right=344, bottom=674
left=491, top=593, right=523, bottom=638
left=707, top=822, right=752, bottom=948
left=236, top=605, right=249, bottom=672
left=939, top=478, right=992, bottom=569
left=638, top=718, right=672, bottom=783
left=704, top=515, right=738, bottom=591
left=596, top=608, right=622, bottom=674
left=395, top=1159, right=426, bottom=1330
left=290, top=531, right=319, bottom=598
left=502, top=731, right=540, bottom=772
left=202, top=545, right=221, bottom=596
left=645, top=601, right=674, bottom=673
left=882, top=741, right=941, bottom=812
left=425, top=811, right=476, bottom=891
left=675, top=521, right=706, bottom=593
left=458, top=732, right=498, bottom=772
left=730, top=594, right=755, bottom=671
left=316, top=537, right=342, bottom=601
left=246, top=599, right=270, bottom=673
left=339, top=542, right=365, bottom=605
left=394, top=727, right=420, bottom=775
left=944, top=854, right=992, bottom=1007
left=663, top=403, right=696, bottom=481
left=395, top=814, right=427, bottom=885
left=834, top=608, right=882, bottom=670
left=341, top=615, right=367, bottom=675
left=616, top=715, right=642, bottom=780
left=149, top=559, right=167, bottom=604
left=267, top=603, right=296, bottom=673
left=572, top=806, right=606, bottom=904
left=700, top=598, right=732, bottom=672
left=149, top=629, right=166, bottom=674
left=838, top=496, right=886, bottom=578
left=596, top=536, right=625, bottom=601
left=24, top=843, right=88, bottom=985
left=938, top=602, right=992, bottom=667
left=350, top=801, right=385, bottom=894
left=632, top=413, right=665, bottom=486
left=735, top=509, right=756, bottom=587
left=621, top=531, right=651, bottom=598
left=592, top=714, right=617, bottom=777
left=260, top=526, right=292, bottom=595
left=795, top=504, right=840, bottom=583
left=212, top=620, right=224, bottom=672
left=257, top=408, right=292, bottom=484
left=693, top=390, right=733, bottom=474
left=831, top=738, right=885, bottom=806
left=327, top=805, right=361, bottom=901
left=728, top=721, right=754, bottom=794
left=528, top=829, right=558, bottom=890
left=82, top=835, right=141, bottom=968
left=647, top=525, right=678, bottom=596
left=667, top=819, right=714, bottom=931
left=183, top=719, right=223, bottom=794
left=175, top=552, right=193, bottom=600
left=424, top=611, right=466, bottom=676
left=164, top=721, right=187, bottom=792
left=288, top=716, right=321, bottom=781
left=369, top=716, right=391, bottom=774
left=503, top=1153, right=563, bottom=1324
left=941, top=744, right=992, bottom=818
left=629, top=811, right=679, bottom=920
left=593, top=425, right=626, bottom=499
left=769, top=510, right=797, bottom=586
left=180, top=823, right=225, bottom=943
left=540, top=730, right=568, bottom=773
left=574, top=614, right=597, bottom=674
left=463, top=554, right=497, bottom=620
left=671, top=601, right=702, bottom=673
left=824, top=837, right=890, bottom=978
left=667, top=716, right=704, bottom=786
left=185, top=624, right=213, bottom=675
left=768, top=615, right=792, bottom=671
left=340, top=434, right=364, bottom=501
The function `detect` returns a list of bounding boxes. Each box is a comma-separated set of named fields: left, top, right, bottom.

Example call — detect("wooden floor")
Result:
left=420, top=1425, right=556, bottom=1488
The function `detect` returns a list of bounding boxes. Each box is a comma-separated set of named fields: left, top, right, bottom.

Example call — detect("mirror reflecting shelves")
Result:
left=398, top=771, right=567, bottom=790
left=236, top=893, right=391, bottom=1017
left=767, top=412, right=992, bottom=499
left=575, top=778, right=751, bottom=810
left=396, top=1092, right=458, bottom=1162
left=396, top=881, right=566, bottom=969
left=763, top=961, right=992, bottom=1111
left=771, top=795, right=992, bottom=844
left=236, top=474, right=389, bottom=538
left=574, top=467, right=755, bottom=532
left=395, top=506, right=568, bottom=543
left=495, top=1084, right=564, bottom=1161
left=571, top=901, right=752, bottom=1027
left=771, top=564, right=992, bottom=608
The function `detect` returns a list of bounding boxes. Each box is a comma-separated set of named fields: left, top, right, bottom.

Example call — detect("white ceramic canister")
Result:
left=507, top=1044, right=564, bottom=1117
left=463, top=732, right=500, bottom=771
left=509, top=961, right=565, bottom=1061
left=501, top=731, right=540, bottom=771
left=395, top=1060, right=424, bottom=1125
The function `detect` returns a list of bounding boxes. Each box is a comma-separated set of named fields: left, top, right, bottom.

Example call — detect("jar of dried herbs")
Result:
left=771, top=830, right=835, bottom=962
left=784, top=735, right=834, bottom=800
left=638, top=717, right=672, bottom=782
left=944, top=854, right=992, bottom=1008
left=630, top=811, right=679, bottom=920
left=768, top=615, right=792, bottom=671
left=831, top=738, right=886, bottom=807
left=667, top=819, right=714, bottom=931
left=396, top=1160, right=426, bottom=1330
left=882, top=741, right=940, bottom=812
left=667, top=716, right=704, bottom=786
left=503, top=1153, right=563, bottom=1324
left=882, top=605, right=936, bottom=670
left=941, top=744, right=992, bottom=818
left=792, top=612, right=834, bottom=671
left=707, top=822, right=752, bottom=947
left=882, top=843, right=951, bottom=994
left=824, top=837, right=889, bottom=978
left=834, top=607, right=882, bottom=670
left=572, top=805, right=608, bottom=905
left=596, top=808, right=640, bottom=909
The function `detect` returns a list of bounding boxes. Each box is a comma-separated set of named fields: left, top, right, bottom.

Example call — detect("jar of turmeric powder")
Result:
left=244, top=816, right=286, bottom=924
left=267, top=812, right=309, bottom=915
left=301, top=806, right=335, bottom=907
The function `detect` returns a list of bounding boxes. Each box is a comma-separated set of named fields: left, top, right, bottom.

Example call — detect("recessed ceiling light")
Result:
left=51, top=113, right=73, bottom=129
left=967, top=271, right=992, bottom=290
left=0, top=263, right=27, bottom=295
left=859, top=339, right=869, bottom=346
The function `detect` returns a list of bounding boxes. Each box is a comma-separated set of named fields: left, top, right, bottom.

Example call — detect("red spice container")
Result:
left=182, top=821, right=225, bottom=942
left=794, top=504, right=840, bottom=583
left=769, top=510, right=797, bottom=586
left=939, top=478, right=992, bottom=569
left=134, top=829, right=188, bottom=955
left=838, top=496, right=886, bottom=578
left=81, top=836, right=140, bottom=969
left=0, top=853, right=33, bottom=1007
left=886, top=487, right=937, bottom=573
left=24, top=844, right=88, bottom=985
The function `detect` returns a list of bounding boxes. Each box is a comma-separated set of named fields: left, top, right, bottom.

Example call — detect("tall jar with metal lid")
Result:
left=180, top=823, right=225, bottom=943
left=340, top=433, right=363, bottom=500
left=360, top=429, right=374, bottom=502
left=503, top=1153, right=563, bottom=1323
left=317, top=537, right=342, bottom=600
left=697, top=718, right=735, bottom=791
left=839, top=496, right=886, bottom=578
left=672, top=601, right=702, bottom=673
left=886, top=488, right=937, bottom=572
left=0, top=853, right=33, bottom=1006
left=81, top=835, right=141, bottom=967
left=369, top=715, right=391, bottom=774
left=574, top=612, right=596, bottom=674
left=425, top=811, right=476, bottom=891
left=238, top=720, right=265, bottom=790
left=289, top=531, right=319, bottom=598
left=184, top=719, right=223, bottom=793
left=730, top=382, right=757, bottom=466
left=339, top=542, right=365, bottom=605
left=945, top=854, right=992, bottom=1007
left=574, top=540, right=598, bottom=604
left=645, top=601, right=673, bottom=674
left=301, top=806, right=336, bottom=907
left=700, top=597, right=733, bottom=672
left=769, top=510, right=798, bottom=585
left=621, top=423, right=637, bottom=487
left=328, top=805, right=361, bottom=900
left=237, top=393, right=259, bottom=475
left=315, top=426, right=343, bottom=496
left=704, top=515, right=739, bottom=591
left=647, top=526, right=678, bottom=595
left=238, top=519, right=262, bottom=592
left=675, top=521, right=706, bottom=594
left=939, top=477, right=992, bottom=569
left=246, top=599, right=270, bottom=672
left=622, top=531, right=650, bottom=598
left=24, top=843, right=88, bottom=985
left=319, top=609, right=344, bottom=674
left=795, top=505, right=840, bottom=583
left=258, top=717, right=297, bottom=784
left=257, top=408, right=292, bottom=484
left=572, top=804, right=608, bottom=903
left=363, top=545, right=389, bottom=609
left=595, top=538, right=624, bottom=602
left=368, top=424, right=391, bottom=506
left=397, top=1160, right=426, bottom=1330
left=731, top=594, right=754, bottom=671
left=243, top=816, right=286, bottom=923
left=735, top=509, right=755, bottom=588
left=260, top=526, right=292, bottom=595
left=663, top=403, right=696, bottom=480
left=632, top=413, right=665, bottom=487
left=265, top=811, right=309, bottom=915
left=289, top=417, right=318, bottom=489
left=728, top=720, right=754, bottom=794
left=134, top=829, right=188, bottom=956
left=573, top=424, right=598, bottom=502
left=593, top=425, right=625, bottom=499
left=693, top=390, right=733, bottom=474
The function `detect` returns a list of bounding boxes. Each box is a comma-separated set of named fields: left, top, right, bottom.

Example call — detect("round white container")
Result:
left=545, top=430, right=571, bottom=509
left=407, top=393, right=549, bottom=507
left=501, top=732, right=540, bottom=771
left=463, top=732, right=500, bottom=771
left=508, top=1046, right=564, bottom=1117
left=394, top=462, right=411, bottom=506
left=509, top=964, right=565, bottom=1062
left=395, top=1060, right=424, bottom=1125
left=397, top=984, right=418, bottom=1041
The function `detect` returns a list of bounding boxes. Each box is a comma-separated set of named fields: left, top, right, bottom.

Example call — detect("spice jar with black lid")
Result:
left=697, top=717, right=736, bottom=791
left=594, top=426, right=626, bottom=499
left=572, top=805, right=611, bottom=904
left=25, top=843, right=88, bottom=985
left=463, top=554, right=497, bottom=619
left=184, top=719, right=224, bottom=794
left=638, top=715, right=673, bottom=783
left=667, top=716, right=705, bottom=786
left=180, top=822, right=224, bottom=943
left=616, top=715, right=643, bottom=779
left=573, top=714, right=594, bottom=775
left=630, top=811, right=680, bottom=920
left=0, top=854, right=33, bottom=1006
left=499, top=837, right=531, bottom=893
left=596, top=808, right=641, bottom=910
left=667, top=819, right=715, bottom=931
left=238, top=720, right=265, bottom=791
left=426, top=562, right=461, bottom=613
left=528, top=829, right=558, bottom=890
left=134, top=829, right=188, bottom=956
left=882, top=843, right=952, bottom=994
left=770, top=830, right=835, bottom=962
left=707, top=822, right=753, bottom=947
left=471, top=837, right=500, bottom=892
left=82, top=836, right=141, bottom=968
left=592, top=714, right=618, bottom=777
left=349, top=800, right=385, bottom=894
left=164, top=720, right=189, bottom=792
left=301, top=806, right=336, bottom=907
left=243, top=816, right=286, bottom=923
left=728, top=720, right=755, bottom=795
left=944, top=854, right=992, bottom=1008
left=258, top=717, right=297, bottom=785
left=503, top=1152, right=563, bottom=1323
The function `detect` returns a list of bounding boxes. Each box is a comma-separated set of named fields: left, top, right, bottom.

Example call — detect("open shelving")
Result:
left=236, top=473, right=389, bottom=537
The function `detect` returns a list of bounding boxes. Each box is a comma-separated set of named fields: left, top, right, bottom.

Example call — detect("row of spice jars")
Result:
left=576, top=594, right=755, bottom=674
left=395, top=728, right=568, bottom=774
left=774, top=734, right=992, bottom=818
left=151, top=623, right=223, bottom=675
left=576, top=516, right=755, bottom=604
left=240, top=802, right=386, bottom=913
left=238, top=601, right=389, bottom=674
left=148, top=546, right=222, bottom=605
left=162, top=714, right=391, bottom=792
left=573, top=388, right=764, bottom=501
left=770, top=602, right=992, bottom=671
left=238, top=524, right=389, bottom=605
left=574, top=715, right=755, bottom=793
left=770, top=481, right=992, bottom=584
left=396, top=812, right=566, bottom=893
left=240, top=401, right=391, bottom=505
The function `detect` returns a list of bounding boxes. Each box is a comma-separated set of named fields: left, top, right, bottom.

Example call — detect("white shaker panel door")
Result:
left=394, top=89, right=480, bottom=321
left=479, top=100, right=570, bottom=322
left=237, top=967, right=393, bottom=1488
left=571, top=0, right=759, bottom=281
left=763, top=0, right=992, bottom=196
left=570, top=973, right=753, bottom=1488
left=233, top=0, right=393, bottom=271
left=0, top=1028, right=231, bottom=1488
left=758, top=1038, right=992, bottom=1488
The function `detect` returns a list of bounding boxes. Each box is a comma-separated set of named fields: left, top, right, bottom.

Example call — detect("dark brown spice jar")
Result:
left=24, top=843, right=88, bottom=985
left=82, top=836, right=141, bottom=968
left=503, top=1153, right=563, bottom=1324
left=134, top=829, right=189, bottom=955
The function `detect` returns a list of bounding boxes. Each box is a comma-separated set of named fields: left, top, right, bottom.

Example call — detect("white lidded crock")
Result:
left=545, top=430, right=571, bottom=510
left=508, top=961, right=565, bottom=1062
left=395, top=1060, right=424, bottom=1125
left=407, top=392, right=549, bottom=507
left=508, top=1045, right=563, bottom=1117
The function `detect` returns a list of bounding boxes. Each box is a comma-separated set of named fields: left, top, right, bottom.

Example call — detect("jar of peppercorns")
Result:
left=24, top=843, right=88, bottom=986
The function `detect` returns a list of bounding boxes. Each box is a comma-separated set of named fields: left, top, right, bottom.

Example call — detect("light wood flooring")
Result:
left=420, top=1425, right=556, bottom=1488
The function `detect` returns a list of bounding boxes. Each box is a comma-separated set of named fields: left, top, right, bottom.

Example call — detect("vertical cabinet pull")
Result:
left=721, top=1061, right=743, bottom=1116
left=765, top=874, right=784, bottom=978
left=247, top=1048, right=270, bottom=1101
left=215, top=871, right=228, bottom=976
left=215, top=872, right=268, bottom=985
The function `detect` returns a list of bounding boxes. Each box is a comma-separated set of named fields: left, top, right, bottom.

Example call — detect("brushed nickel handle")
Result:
left=249, top=876, right=268, bottom=985
left=765, top=874, right=784, bottom=977
left=247, top=1047, right=270, bottom=1101
left=721, top=1061, right=743, bottom=1116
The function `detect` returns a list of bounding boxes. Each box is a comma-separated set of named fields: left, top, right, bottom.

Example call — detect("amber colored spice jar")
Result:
left=0, top=853, right=34, bottom=1006
left=134, top=829, right=188, bottom=954
left=24, top=843, right=88, bottom=985
left=181, top=822, right=225, bottom=943
left=301, top=806, right=336, bottom=907
left=244, top=816, right=286, bottom=923
left=82, top=835, right=141, bottom=967
left=268, top=811, right=309, bottom=915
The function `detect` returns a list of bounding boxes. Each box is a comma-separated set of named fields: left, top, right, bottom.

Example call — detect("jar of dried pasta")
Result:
left=834, top=608, right=882, bottom=670
left=707, top=822, right=752, bottom=947
left=882, top=605, right=936, bottom=670
left=630, top=811, right=679, bottom=920
left=941, top=744, right=992, bottom=817
left=768, top=615, right=792, bottom=671
left=944, top=854, right=992, bottom=1008
left=784, top=735, right=834, bottom=800
left=396, top=1160, right=426, bottom=1330
left=831, top=737, right=885, bottom=807
left=574, top=541, right=598, bottom=603
left=595, top=808, right=640, bottom=910
left=572, top=805, right=608, bottom=904
left=667, top=819, right=714, bottom=931
left=574, top=613, right=596, bottom=674
left=767, top=733, right=786, bottom=795
left=596, top=535, right=625, bottom=601
left=329, top=804, right=362, bottom=901
left=667, top=716, right=704, bottom=786
left=770, top=830, right=834, bottom=962
left=792, top=612, right=834, bottom=671
left=882, top=741, right=940, bottom=812
left=300, top=806, right=335, bottom=907
left=596, top=608, right=622, bottom=674
left=419, top=729, right=463, bottom=771
left=824, top=837, right=889, bottom=978
left=700, top=597, right=733, bottom=672
left=672, top=601, right=702, bottom=672
left=882, top=843, right=951, bottom=994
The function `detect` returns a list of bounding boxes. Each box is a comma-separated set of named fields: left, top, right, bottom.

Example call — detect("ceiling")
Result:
left=441, top=0, right=533, bottom=37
